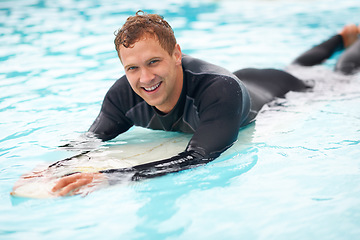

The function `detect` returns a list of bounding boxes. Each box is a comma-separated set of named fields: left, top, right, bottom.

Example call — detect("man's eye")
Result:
left=127, top=66, right=137, bottom=71
left=149, top=59, right=159, bottom=65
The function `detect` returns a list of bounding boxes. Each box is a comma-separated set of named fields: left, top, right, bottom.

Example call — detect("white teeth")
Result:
left=144, top=82, right=160, bottom=91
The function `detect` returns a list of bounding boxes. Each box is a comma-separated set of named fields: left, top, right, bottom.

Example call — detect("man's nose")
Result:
left=139, top=68, right=155, bottom=84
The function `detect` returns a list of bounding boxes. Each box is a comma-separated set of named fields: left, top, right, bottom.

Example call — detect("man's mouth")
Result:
left=143, top=82, right=161, bottom=92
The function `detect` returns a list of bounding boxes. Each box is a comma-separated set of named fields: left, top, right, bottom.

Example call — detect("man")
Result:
left=52, top=11, right=360, bottom=196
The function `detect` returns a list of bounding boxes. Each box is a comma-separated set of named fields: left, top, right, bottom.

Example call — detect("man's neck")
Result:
left=156, top=65, right=184, bottom=114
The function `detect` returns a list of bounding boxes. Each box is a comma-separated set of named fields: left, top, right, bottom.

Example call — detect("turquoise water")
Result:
left=1, top=0, right=360, bottom=239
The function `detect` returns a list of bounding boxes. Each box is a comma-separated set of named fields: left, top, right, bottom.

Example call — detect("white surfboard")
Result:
left=10, top=128, right=191, bottom=199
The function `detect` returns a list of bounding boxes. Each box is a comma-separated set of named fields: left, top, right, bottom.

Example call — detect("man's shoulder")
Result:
left=182, top=54, right=237, bottom=80
left=108, top=75, right=131, bottom=92
left=181, top=54, right=246, bottom=99
left=105, top=75, right=144, bottom=109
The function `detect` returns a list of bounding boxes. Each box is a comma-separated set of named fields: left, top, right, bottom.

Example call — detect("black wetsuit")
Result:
left=293, top=34, right=360, bottom=75
left=89, top=33, right=359, bottom=181
left=91, top=55, right=254, bottom=180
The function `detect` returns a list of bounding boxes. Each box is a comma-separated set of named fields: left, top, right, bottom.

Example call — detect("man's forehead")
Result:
left=120, top=34, right=160, bottom=51
left=118, top=36, right=168, bottom=64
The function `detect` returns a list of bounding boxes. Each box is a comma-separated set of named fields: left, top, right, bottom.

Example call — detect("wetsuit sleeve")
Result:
left=100, top=77, right=250, bottom=183
left=100, top=150, right=209, bottom=183
left=185, top=77, right=249, bottom=158
left=88, top=111, right=131, bottom=141
left=292, top=34, right=343, bottom=66
left=88, top=78, right=134, bottom=141
left=335, top=39, right=360, bottom=75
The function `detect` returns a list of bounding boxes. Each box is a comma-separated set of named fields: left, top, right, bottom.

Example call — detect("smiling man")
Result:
left=52, top=11, right=360, bottom=196
left=120, top=34, right=183, bottom=114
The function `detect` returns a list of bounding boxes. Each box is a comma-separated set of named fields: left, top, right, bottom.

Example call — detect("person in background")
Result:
left=292, top=23, right=360, bottom=74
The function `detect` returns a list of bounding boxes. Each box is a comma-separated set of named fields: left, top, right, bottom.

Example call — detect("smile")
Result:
left=143, top=82, right=161, bottom=92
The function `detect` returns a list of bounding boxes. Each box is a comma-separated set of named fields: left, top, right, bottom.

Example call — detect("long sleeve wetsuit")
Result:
left=88, top=33, right=360, bottom=182
left=91, top=55, right=253, bottom=181
left=292, top=34, right=360, bottom=75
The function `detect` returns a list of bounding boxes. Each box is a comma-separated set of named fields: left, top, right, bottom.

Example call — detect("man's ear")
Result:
left=173, top=44, right=182, bottom=65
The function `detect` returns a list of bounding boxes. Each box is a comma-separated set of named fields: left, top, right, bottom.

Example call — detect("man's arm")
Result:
left=52, top=75, right=250, bottom=196
left=88, top=112, right=131, bottom=141
left=51, top=150, right=207, bottom=196
left=88, top=76, right=135, bottom=141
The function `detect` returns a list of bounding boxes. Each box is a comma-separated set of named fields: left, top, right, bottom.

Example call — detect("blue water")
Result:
left=1, top=0, right=360, bottom=239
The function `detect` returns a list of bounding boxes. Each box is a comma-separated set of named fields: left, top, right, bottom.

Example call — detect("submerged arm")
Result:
left=51, top=150, right=210, bottom=196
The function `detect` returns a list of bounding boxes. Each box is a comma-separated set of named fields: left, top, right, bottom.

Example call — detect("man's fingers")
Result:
left=51, top=172, right=105, bottom=197
left=57, top=178, right=92, bottom=196
left=52, top=173, right=82, bottom=192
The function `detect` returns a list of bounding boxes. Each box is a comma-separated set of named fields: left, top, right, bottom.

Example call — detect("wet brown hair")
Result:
left=114, top=10, right=177, bottom=56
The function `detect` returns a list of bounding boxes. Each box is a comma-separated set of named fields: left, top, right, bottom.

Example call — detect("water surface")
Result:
left=1, top=0, right=360, bottom=239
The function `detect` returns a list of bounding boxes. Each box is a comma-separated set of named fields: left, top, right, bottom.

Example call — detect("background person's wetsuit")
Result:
left=89, top=33, right=359, bottom=182
left=292, top=34, right=360, bottom=74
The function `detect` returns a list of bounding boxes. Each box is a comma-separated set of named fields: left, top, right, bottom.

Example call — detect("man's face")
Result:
left=119, top=36, right=183, bottom=113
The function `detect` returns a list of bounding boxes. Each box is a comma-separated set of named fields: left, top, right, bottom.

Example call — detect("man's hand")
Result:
left=52, top=172, right=105, bottom=197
